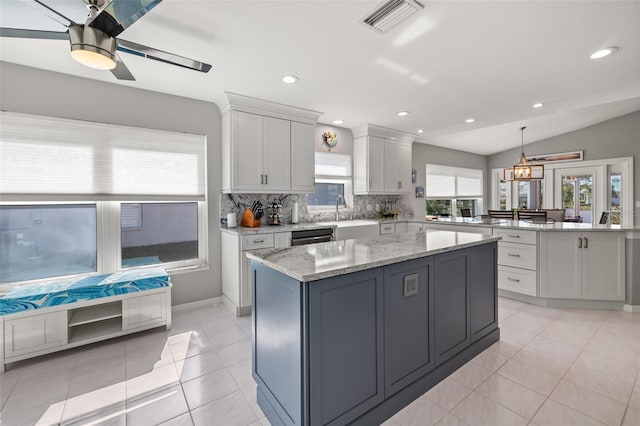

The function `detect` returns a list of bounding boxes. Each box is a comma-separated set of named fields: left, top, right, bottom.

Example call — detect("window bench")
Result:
left=0, top=268, right=171, bottom=373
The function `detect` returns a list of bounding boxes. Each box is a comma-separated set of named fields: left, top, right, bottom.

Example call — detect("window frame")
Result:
left=307, top=178, right=353, bottom=210
left=0, top=200, right=209, bottom=287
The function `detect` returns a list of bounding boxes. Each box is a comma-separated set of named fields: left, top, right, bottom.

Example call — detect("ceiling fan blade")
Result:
left=110, top=54, right=136, bottom=81
left=0, top=27, right=68, bottom=40
left=88, top=0, right=163, bottom=38
left=24, top=0, right=76, bottom=27
left=117, top=39, right=212, bottom=73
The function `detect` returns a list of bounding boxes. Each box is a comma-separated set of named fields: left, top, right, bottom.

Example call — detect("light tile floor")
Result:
left=1, top=297, right=638, bottom=426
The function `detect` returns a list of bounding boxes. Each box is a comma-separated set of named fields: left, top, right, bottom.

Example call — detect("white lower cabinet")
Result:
left=495, top=229, right=538, bottom=297
left=123, top=293, right=167, bottom=330
left=4, top=311, right=67, bottom=359
left=540, top=231, right=625, bottom=301
left=407, top=223, right=424, bottom=233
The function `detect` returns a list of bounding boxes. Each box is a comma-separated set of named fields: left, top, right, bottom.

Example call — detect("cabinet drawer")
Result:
left=494, top=229, right=537, bottom=245
left=498, top=242, right=537, bottom=270
left=4, top=311, right=67, bottom=359
left=498, top=266, right=537, bottom=297
left=380, top=223, right=395, bottom=235
left=123, top=293, right=167, bottom=330
left=241, top=234, right=274, bottom=250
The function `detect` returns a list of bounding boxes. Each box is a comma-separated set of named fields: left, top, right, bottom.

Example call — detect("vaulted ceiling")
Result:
left=1, top=0, right=639, bottom=154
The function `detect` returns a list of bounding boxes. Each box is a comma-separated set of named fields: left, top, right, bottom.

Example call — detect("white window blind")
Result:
left=426, top=164, right=483, bottom=197
left=315, top=152, right=352, bottom=177
left=0, top=112, right=206, bottom=201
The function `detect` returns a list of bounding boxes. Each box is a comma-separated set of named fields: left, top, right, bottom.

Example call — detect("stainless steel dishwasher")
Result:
left=290, top=228, right=334, bottom=246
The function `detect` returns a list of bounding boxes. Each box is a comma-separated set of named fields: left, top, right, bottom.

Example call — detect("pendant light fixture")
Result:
left=504, top=126, right=544, bottom=181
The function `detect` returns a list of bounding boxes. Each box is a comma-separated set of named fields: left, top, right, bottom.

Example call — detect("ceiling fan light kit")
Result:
left=0, top=0, right=212, bottom=80
left=69, top=24, right=116, bottom=70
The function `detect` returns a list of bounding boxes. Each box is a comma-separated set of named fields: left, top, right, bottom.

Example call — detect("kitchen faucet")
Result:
left=335, top=194, right=345, bottom=221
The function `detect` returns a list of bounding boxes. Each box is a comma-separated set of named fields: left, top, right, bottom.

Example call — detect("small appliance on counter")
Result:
left=267, top=201, right=283, bottom=226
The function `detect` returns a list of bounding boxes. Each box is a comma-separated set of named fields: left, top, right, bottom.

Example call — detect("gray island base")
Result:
left=248, top=231, right=501, bottom=426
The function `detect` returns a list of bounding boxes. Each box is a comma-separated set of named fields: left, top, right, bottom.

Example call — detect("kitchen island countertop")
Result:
left=247, top=229, right=500, bottom=282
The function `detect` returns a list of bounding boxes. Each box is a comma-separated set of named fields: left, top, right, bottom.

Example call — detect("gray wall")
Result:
left=407, top=143, right=489, bottom=218
left=0, top=61, right=222, bottom=305
left=488, top=110, right=640, bottom=210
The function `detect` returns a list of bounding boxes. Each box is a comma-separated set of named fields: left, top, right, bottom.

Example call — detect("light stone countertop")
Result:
left=247, top=230, right=500, bottom=282
left=220, top=222, right=338, bottom=236
left=422, top=218, right=631, bottom=231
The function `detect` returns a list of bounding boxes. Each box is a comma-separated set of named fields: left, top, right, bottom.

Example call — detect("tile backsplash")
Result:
left=220, top=193, right=415, bottom=225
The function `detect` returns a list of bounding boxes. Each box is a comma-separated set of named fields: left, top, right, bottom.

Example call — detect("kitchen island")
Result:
left=247, top=230, right=501, bottom=426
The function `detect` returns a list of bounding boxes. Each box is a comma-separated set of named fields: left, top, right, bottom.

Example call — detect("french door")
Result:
left=553, top=166, right=606, bottom=224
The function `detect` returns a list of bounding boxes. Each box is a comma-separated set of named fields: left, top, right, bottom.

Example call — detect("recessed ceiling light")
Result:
left=397, top=111, right=410, bottom=117
left=417, top=129, right=424, bottom=134
left=590, top=47, right=618, bottom=59
left=332, top=120, right=344, bottom=125
left=465, top=118, right=475, bottom=123
left=532, top=102, right=544, bottom=108
left=282, top=75, right=299, bottom=84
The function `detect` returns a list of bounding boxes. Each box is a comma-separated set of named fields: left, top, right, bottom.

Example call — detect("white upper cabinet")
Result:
left=221, top=92, right=322, bottom=193
left=353, top=124, right=414, bottom=195
left=263, top=116, right=291, bottom=191
left=290, top=121, right=315, bottom=192
left=384, top=139, right=411, bottom=193
left=231, top=111, right=265, bottom=191
left=354, top=135, right=384, bottom=193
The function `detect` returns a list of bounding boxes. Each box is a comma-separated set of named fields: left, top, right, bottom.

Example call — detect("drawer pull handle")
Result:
left=507, top=253, right=521, bottom=257
left=578, top=237, right=582, bottom=248
left=507, top=277, right=520, bottom=282
left=507, top=234, right=521, bottom=238
left=253, top=239, right=264, bottom=243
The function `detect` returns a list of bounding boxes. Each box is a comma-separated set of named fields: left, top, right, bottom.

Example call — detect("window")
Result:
left=121, top=203, right=199, bottom=268
left=609, top=172, right=621, bottom=225
left=0, top=112, right=208, bottom=286
left=0, top=205, right=97, bottom=284
left=308, top=152, right=352, bottom=208
left=425, top=164, right=483, bottom=218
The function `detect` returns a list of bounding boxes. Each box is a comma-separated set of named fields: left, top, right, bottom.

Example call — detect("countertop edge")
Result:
left=247, top=235, right=501, bottom=282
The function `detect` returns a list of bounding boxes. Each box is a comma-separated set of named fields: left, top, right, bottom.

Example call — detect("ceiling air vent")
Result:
left=362, top=0, right=424, bottom=33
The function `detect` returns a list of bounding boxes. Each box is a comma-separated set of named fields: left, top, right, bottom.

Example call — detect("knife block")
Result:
left=241, top=208, right=261, bottom=228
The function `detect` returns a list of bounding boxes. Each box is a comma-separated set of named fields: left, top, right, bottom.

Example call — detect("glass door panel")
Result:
left=554, top=167, right=599, bottom=224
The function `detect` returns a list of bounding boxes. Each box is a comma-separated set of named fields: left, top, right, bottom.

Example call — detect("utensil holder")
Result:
left=241, top=208, right=261, bottom=228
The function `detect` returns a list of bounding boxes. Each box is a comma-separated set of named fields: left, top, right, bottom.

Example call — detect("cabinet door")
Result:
left=384, top=139, right=398, bottom=192
left=290, top=121, right=315, bottom=192
left=232, top=111, right=264, bottom=191
left=434, top=249, right=470, bottom=365
left=368, top=136, right=385, bottom=192
left=274, top=232, right=292, bottom=248
left=407, top=223, right=424, bottom=233
left=5, top=311, right=66, bottom=358
left=123, top=293, right=167, bottom=330
left=309, top=269, right=384, bottom=425
left=263, top=116, right=291, bottom=191
left=470, top=243, right=498, bottom=342
left=396, top=142, right=412, bottom=193
left=539, top=233, right=581, bottom=299
left=581, top=232, right=625, bottom=301
left=383, top=258, right=435, bottom=397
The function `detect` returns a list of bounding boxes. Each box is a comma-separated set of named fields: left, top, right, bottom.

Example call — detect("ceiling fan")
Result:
left=0, top=0, right=212, bottom=81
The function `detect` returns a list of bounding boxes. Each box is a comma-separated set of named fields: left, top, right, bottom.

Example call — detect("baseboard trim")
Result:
left=221, top=294, right=252, bottom=317
left=498, top=290, right=625, bottom=311
left=623, top=304, right=640, bottom=312
left=172, top=296, right=223, bottom=312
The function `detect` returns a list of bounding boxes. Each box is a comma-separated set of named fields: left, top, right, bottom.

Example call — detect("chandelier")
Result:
left=504, top=126, right=544, bottom=181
